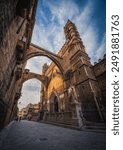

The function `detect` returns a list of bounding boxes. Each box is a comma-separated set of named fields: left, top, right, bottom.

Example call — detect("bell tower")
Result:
left=64, top=20, right=86, bottom=52
left=64, top=20, right=104, bottom=122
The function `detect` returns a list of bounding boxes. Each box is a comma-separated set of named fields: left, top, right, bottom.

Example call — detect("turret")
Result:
left=42, top=63, right=49, bottom=75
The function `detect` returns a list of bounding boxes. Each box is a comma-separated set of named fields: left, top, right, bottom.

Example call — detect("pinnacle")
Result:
left=65, top=19, right=74, bottom=27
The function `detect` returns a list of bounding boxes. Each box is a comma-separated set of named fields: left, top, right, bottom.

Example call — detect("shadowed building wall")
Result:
left=0, top=0, right=38, bottom=128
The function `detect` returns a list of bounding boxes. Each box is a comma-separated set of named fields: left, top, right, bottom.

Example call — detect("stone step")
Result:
left=39, top=121, right=106, bottom=133
left=39, top=120, right=81, bottom=130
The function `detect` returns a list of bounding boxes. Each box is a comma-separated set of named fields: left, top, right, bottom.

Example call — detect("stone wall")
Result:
left=0, top=0, right=18, bottom=127
left=44, top=112, right=79, bottom=126
left=93, top=58, right=106, bottom=99
left=0, top=0, right=38, bottom=128
left=93, top=57, right=106, bottom=119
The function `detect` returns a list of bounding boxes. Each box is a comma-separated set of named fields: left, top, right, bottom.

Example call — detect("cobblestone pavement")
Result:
left=0, top=120, right=105, bottom=150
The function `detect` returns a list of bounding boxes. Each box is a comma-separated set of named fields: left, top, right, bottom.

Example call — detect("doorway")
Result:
left=50, top=92, right=59, bottom=113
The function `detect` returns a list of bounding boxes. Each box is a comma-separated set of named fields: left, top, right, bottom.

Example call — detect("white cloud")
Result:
left=18, top=79, right=41, bottom=110
left=74, top=1, right=93, bottom=29
left=81, top=25, right=98, bottom=62
left=94, top=34, right=106, bottom=62
left=46, top=0, right=79, bottom=25
left=25, top=56, right=51, bottom=74
left=39, top=9, right=48, bottom=23
left=31, top=23, right=54, bottom=51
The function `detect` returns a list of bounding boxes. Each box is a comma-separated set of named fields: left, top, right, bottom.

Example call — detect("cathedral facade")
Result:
left=40, top=20, right=106, bottom=127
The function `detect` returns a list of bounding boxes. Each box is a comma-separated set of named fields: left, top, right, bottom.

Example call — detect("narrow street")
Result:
left=0, top=120, right=105, bottom=150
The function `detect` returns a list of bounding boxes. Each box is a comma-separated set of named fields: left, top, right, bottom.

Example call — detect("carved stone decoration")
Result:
left=15, top=67, right=22, bottom=80
left=64, top=69, right=73, bottom=80
left=16, top=45, right=24, bottom=62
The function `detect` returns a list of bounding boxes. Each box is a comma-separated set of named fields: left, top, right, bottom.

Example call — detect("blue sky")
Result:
left=32, top=0, right=106, bottom=62
left=18, top=0, right=106, bottom=110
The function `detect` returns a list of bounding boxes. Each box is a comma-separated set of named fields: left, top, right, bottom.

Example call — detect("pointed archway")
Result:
left=50, top=92, right=59, bottom=113
left=16, top=70, right=48, bottom=102
left=21, top=70, right=48, bottom=85
left=23, top=43, right=65, bottom=76
left=54, top=96, right=59, bottom=112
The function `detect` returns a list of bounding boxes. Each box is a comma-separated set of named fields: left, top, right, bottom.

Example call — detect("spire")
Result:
left=64, top=19, right=81, bottom=42
left=64, top=20, right=86, bottom=53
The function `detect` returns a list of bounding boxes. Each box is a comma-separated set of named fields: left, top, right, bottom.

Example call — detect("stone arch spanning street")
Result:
left=22, top=71, right=47, bottom=85
left=16, top=71, right=48, bottom=103
left=23, top=43, right=65, bottom=77
left=18, top=71, right=49, bottom=99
